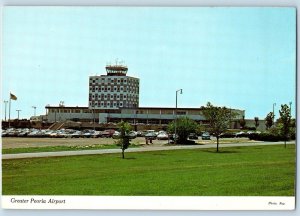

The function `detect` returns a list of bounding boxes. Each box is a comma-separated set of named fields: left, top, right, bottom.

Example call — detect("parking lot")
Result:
left=2, top=127, right=259, bottom=150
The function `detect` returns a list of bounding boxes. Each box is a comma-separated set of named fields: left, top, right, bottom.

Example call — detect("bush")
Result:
left=248, top=133, right=285, bottom=142
left=167, top=117, right=198, bottom=143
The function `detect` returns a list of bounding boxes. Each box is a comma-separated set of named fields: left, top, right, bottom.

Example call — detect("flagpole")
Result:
left=8, top=95, right=11, bottom=128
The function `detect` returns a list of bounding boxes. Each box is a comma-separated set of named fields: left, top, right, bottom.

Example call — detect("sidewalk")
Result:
left=2, top=141, right=295, bottom=160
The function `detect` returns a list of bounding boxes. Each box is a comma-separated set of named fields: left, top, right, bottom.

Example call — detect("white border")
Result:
left=1, top=0, right=299, bottom=214
left=1, top=196, right=296, bottom=210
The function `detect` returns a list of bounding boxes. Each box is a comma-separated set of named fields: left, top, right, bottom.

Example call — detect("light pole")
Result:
left=272, top=103, right=276, bottom=126
left=93, top=102, right=95, bottom=131
left=32, top=106, right=37, bottom=116
left=289, top=102, right=292, bottom=114
left=16, top=109, right=21, bottom=120
left=175, top=89, right=183, bottom=144
left=4, top=100, right=8, bottom=121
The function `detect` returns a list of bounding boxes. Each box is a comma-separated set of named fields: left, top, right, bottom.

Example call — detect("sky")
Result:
left=2, top=7, right=296, bottom=120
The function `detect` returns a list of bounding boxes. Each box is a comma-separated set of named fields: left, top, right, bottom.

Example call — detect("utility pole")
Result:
left=3, top=100, right=8, bottom=121
left=93, top=102, right=95, bottom=131
left=272, top=103, right=276, bottom=126
left=175, top=89, right=183, bottom=144
left=32, top=106, right=37, bottom=116
left=16, top=109, right=21, bottom=120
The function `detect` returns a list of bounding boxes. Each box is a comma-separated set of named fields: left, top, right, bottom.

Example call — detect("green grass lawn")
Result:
left=2, top=144, right=295, bottom=196
left=2, top=144, right=139, bottom=154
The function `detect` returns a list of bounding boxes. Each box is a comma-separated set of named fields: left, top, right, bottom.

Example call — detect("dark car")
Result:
left=220, top=132, right=236, bottom=138
left=188, top=133, right=198, bottom=140
left=144, top=132, right=157, bottom=140
left=102, top=129, right=115, bottom=138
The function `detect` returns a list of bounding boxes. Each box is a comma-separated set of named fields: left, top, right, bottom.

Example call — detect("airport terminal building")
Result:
left=45, top=64, right=245, bottom=128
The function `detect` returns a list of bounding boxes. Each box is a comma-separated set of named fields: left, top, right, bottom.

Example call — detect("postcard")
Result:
left=1, top=6, right=296, bottom=210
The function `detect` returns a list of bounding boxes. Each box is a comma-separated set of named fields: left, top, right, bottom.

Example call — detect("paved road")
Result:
left=2, top=141, right=295, bottom=160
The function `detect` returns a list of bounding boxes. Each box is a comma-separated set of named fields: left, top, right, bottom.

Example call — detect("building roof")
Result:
left=45, top=105, right=244, bottom=112
left=45, top=106, right=88, bottom=109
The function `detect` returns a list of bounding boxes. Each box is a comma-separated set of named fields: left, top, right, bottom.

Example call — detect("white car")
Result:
left=112, top=131, right=121, bottom=139
left=157, top=132, right=169, bottom=140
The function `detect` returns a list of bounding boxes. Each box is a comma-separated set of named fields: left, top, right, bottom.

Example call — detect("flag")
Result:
left=10, top=93, right=17, bottom=100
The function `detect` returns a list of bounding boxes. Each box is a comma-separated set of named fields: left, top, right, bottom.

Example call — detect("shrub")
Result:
left=167, top=117, right=198, bottom=144
left=248, top=133, right=285, bottom=142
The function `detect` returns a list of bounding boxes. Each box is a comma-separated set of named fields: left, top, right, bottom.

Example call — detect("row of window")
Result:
left=89, top=101, right=138, bottom=108
left=48, top=109, right=92, bottom=113
left=90, top=77, right=139, bottom=85
left=48, top=108, right=207, bottom=115
left=89, top=86, right=139, bottom=93
left=90, top=94, right=138, bottom=101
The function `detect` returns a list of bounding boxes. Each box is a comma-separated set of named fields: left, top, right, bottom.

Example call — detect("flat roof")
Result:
left=45, top=106, right=244, bottom=112
left=45, top=106, right=88, bottom=109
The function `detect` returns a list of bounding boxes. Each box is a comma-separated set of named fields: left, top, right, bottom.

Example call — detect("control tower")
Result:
left=105, top=63, right=128, bottom=76
left=89, top=61, right=139, bottom=110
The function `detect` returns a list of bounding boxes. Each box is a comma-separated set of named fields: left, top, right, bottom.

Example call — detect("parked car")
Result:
left=235, top=131, right=248, bottom=138
left=112, top=131, right=121, bottom=139
left=137, top=131, right=144, bottom=137
left=2, top=130, right=8, bottom=137
left=70, top=131, right=82, bottom=138
left=144, top=132, right=157, bottom=140
left=188, top=133, right=198, bottom=140
left=28, top=130, right=41, bottom=137
left=82, top=131, right=93, bottom=138
left=17, top=130, right=29, bottom=137
left=157, top=132, right=169, bottom=140
left=92, top=131, right=102, bottom=138
left=102, top=129, right=115, bottom=138
left=220, top=132, right=235, bottom=138
left=168, top=134, right=179, bottom=144
left=202, top=132, right=211, bottom=140
left=127, top=131, right=137, bottom=139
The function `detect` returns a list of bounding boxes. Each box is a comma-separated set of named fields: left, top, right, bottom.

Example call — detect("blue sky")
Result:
left=2, top=7, right=296, bottom=119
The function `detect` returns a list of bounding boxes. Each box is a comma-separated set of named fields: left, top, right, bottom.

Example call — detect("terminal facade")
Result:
left=45, top=64, right=245, bottom=128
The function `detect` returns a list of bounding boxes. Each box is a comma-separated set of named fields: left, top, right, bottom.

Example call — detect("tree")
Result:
left=167, top=117, right=198, bottom=144
left=265, top=112, right=274, bottom=130
left=279, top=104, right=291, bottom=148
left=116, top=121, right=132, bottom=159
left=202, top=102, right=235, bottom=152
left=239, top=115, right=246, bottom=129
left=254, top=117, right=259, bottom=130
